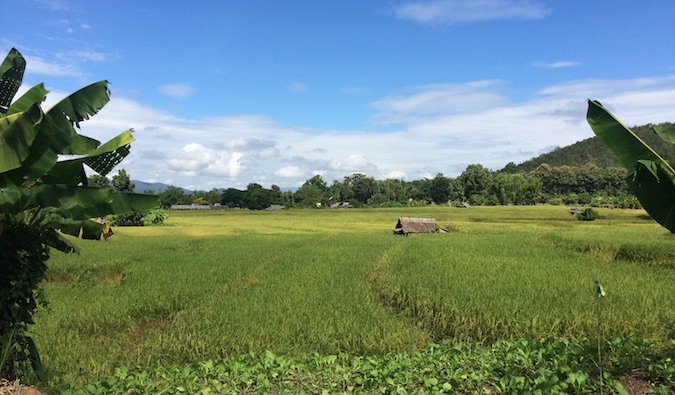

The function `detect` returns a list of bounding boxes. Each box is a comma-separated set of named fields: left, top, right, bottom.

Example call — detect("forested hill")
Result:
left=508, top=122, right=675, bottom=173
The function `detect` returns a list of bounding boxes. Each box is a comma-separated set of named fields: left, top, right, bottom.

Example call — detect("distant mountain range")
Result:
left=502, top=122, right=675, bottom=173
left=132, top=181, right=192, bottom=194
left=133, top=122, right=675, bottom=193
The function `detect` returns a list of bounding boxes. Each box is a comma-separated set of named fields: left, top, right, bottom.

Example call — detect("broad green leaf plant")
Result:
left=0, top=48, right=158, bottom=381
left=586, top=100, right=675, bottom=232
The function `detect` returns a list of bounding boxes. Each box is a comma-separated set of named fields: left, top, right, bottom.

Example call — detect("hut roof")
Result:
left=394, top=217, right=436, bottom=234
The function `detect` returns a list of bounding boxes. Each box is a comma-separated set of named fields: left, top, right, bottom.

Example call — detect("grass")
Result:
left=32, top=206, right=675, bottom=392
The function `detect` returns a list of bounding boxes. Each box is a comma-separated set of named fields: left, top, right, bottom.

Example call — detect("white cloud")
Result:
left=371, top=81, right=507, bottom=125
left=166, top=144, right=244, bottom=179
left=275, top=165, right=306, bottom=178
left=159, top=83, right=194, bottom=99
left=39, top=74, right=675, bottom=190
left=285, top=81, right=309, bottom=93
left=69, top=50, right=110, bottom=62
left=394, top=0, right=551, bottom=25
left=533, top=61, right=581, bottom=69
left=386, top=170, right=407, bottom=179
left=23, top=55, right=84, bottom=79
left=37, top=0, right=70, bottom=11
left=330, top=154, right=378, bottom=173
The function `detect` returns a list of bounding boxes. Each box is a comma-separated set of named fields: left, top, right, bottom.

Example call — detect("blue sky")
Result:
left=3, top=0, right=675, bottom=190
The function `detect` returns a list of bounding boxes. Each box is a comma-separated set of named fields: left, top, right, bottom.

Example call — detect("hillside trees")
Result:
left=162, top=161, right=635, bottom=210
left=0, top=48, right=158, bottom=380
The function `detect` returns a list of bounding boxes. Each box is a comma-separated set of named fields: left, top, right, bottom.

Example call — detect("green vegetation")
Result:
left=31, top=206, right=674, bottom=393
left=576, top=208, right=600, bottom=221
left=510, top=122, right=675, bottom=173
left=155, top=163, right=636, bottom=211
left=587, top=100, right=675, bottom=232
left=61, top=339, right=674, bottom=395
left=0, top=48, right=157, bottom=380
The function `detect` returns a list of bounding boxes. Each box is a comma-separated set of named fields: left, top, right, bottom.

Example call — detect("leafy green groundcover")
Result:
left=60, top=338, right=673, bottom=394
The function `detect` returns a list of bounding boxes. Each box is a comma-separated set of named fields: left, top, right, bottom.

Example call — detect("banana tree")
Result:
left=0, top=47, right=158, bottom=380
left=586, top=100, right=675, bottom=232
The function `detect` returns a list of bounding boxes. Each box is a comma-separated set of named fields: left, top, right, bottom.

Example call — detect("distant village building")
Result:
left=170, top=204, right=212, bottom=210
left=265, top=204, right=285, bottom=210
left=393, top=217, right=437, bottom=235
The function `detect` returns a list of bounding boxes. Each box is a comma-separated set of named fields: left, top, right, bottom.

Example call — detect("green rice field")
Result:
left=34, top=206, right=675, bottom=393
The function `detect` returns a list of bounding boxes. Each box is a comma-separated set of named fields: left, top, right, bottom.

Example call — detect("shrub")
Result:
left=142, top=209, right=167, bottom=226
left=468, top=194, right=485, bottom=206
left=547, top=197, right=563, bottom=206
left=562, top=193, right=579, bottom=205
left=108, top=211, right=147, bottom=226
left=576, top=208, right=599, bottom=221
left=578, top=192, right=592, bottom=205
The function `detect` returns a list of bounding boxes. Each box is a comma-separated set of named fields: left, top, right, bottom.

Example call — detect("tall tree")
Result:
left=87, top=174, right=111, bottom=188
left=429, top=173, right=450, bottom=205
left=112, top=169, right=134, bottom=192
left=344, top=173, right=375, bottom=204
left=460, top=164, right=493, bottom=202
left=159, top=186, right=188, bottom=208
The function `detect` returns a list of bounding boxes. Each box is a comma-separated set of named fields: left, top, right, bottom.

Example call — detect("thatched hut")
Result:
left=393, top=217, right=437, bottom=235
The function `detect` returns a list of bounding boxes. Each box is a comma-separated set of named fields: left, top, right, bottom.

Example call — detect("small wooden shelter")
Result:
left=393, top=217, right=437, bottom=235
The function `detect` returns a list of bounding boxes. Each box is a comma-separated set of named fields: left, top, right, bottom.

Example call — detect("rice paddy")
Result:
left=34, top=206, right=675, bottom=392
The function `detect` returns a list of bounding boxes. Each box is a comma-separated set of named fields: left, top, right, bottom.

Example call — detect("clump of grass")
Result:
left=614, top=243, right=675, bottom=269
left=45, top=259, right=130, bottom=285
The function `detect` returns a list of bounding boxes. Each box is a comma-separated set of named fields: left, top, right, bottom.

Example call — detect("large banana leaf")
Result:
left=0, top=48, right=25, bottom=113
left=0, top=47, right=159, bottom=242
left=0, top=104, right=43, bottom=174
left=42, top=129, right=134, bottom=185
left=628, top=160, right=675, bottom=231
left=653, top=125, right=675, bottom=144
left=586, top=100, right=675, bottom=232
left=0, top=184, right=158, bottom=219
left=0, top=104, right=61, bottom=188
left=4, top=83, right=48, bottom=116
left=44, top=80, right=108, bottom=155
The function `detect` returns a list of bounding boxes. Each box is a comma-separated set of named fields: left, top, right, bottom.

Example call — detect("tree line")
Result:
left=127, top=162, right=636, bottom=210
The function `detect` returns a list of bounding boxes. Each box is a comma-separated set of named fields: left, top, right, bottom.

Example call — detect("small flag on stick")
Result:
left=594, top=279, right=606, bottom=298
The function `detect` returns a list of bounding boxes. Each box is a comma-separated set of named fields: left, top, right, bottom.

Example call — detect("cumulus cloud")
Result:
left=159, top=83, right=194, bottom=99
left=394, top=0, right=551, bottom=25
left=275, top=165, right=306, bottom=178
left=386, top=170, right=407, bottom=179
left=166, top=143, right=244, bottom=178
left=47, top=73, right=675, bottom=190
left=330, top=154, right=378, bottom=174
